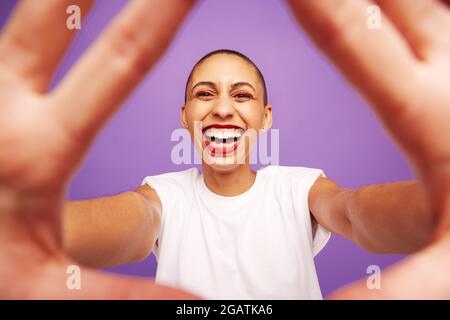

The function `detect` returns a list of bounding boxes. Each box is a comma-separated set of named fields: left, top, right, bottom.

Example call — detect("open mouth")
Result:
left=202, top=124, right=245, bottom=157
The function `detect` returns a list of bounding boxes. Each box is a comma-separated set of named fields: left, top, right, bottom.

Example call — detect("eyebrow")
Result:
left=191, top=81, right=216, bottom=92
left=231, top=82, right=256, bottom=93
left=191, top=81, right=257, bottom=94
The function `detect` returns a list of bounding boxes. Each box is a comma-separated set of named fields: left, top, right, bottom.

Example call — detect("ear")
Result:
left=261, top=104, right=273, bottom=132
left=180, top=105, right=189, bottom=129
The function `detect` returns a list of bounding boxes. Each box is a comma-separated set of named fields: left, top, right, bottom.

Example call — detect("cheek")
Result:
left=185, top=103, right=211, bottom=124
left=184, top=105, right=207, bottom=143
left=237, top=105, right=265, bottom=128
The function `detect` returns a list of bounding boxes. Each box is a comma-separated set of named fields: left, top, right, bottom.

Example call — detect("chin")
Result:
left=203, top=158, right=244, bottom=173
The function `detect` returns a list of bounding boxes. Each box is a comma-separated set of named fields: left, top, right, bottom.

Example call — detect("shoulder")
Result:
left=141, top=167, right=199, bottom=188
left=260, top=165, right=326, bottom=187
left=140, top=167, right=200, bottom=205
left=138, top=168, right=200, bottom=221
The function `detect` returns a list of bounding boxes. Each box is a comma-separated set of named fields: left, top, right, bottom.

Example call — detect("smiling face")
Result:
left=181, top=53, right=272, bottom=172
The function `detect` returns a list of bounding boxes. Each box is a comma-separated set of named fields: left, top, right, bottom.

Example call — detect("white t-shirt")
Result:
left=141, top=165, right=331, bottom=299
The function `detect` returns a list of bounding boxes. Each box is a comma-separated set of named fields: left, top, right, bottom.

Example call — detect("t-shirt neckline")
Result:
left=198, top=168, right=262, bottom=201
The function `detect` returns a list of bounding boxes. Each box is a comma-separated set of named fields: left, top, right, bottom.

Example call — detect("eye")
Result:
left=233, top=92, right=253, bottom=101
left=196, top=91, right=214, bottom=99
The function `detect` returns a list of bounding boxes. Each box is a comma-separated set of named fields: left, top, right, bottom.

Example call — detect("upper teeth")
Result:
left=204, top=128, right=244, bottom=141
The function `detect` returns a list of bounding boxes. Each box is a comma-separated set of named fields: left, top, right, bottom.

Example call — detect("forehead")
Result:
left=190, top=54, right=261, bottom=89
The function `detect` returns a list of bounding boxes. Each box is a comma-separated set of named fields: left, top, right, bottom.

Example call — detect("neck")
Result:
left=202, top=163, right=256, bottom=197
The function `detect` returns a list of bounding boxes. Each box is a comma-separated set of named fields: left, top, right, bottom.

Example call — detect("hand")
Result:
left=289, top=0, right=450, bottom=298
left=0, top=0, right=199, bottom=299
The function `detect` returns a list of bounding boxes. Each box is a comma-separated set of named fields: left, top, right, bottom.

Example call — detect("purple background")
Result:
left=0, top=0, right=414, bottom=297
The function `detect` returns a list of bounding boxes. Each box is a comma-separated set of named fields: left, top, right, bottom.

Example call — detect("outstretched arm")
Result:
left=309, top=178, right=433, bottom=254
left=63, top=185, right=161, bottom=269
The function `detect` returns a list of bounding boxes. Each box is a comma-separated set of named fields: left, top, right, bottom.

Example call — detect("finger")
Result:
left=375, top=0, right=450, bottom=60
left=24, top=262, right=202, bottom=299
left=0, top=0, right=95, bottom=92
left=51, top=0, right=195, bottom=141
left=66, top=269, right=202, bottom=300
left=328, top=234, right=450, bottom=299
left=287, top=0, right=420, bottom=117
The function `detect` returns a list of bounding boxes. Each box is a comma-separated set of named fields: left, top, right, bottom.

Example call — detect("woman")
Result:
left=146, top=49, right=331, bottom=299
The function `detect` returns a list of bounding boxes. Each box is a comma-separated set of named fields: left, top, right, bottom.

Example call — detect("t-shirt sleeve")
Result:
left=141, top=174, right=172, bottom=225
left=140, top=170, right=189, bottom=256
left=311, top=215, right=331, bottom=257
left=140, top=175, right=170, bottom=255
left=293, top=168, right=332, bottom=258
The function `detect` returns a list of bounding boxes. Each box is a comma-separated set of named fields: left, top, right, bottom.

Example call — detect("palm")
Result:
left=0, top=94, right=75, bottom=190
left=0, top=0, right=199, bottom=299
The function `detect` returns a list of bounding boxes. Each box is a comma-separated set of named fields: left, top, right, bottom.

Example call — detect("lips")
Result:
left=202, top=123, right=245, bottom=133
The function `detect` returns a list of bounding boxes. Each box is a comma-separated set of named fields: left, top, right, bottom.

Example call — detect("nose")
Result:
left=211, top=95, right=235, bottom=119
